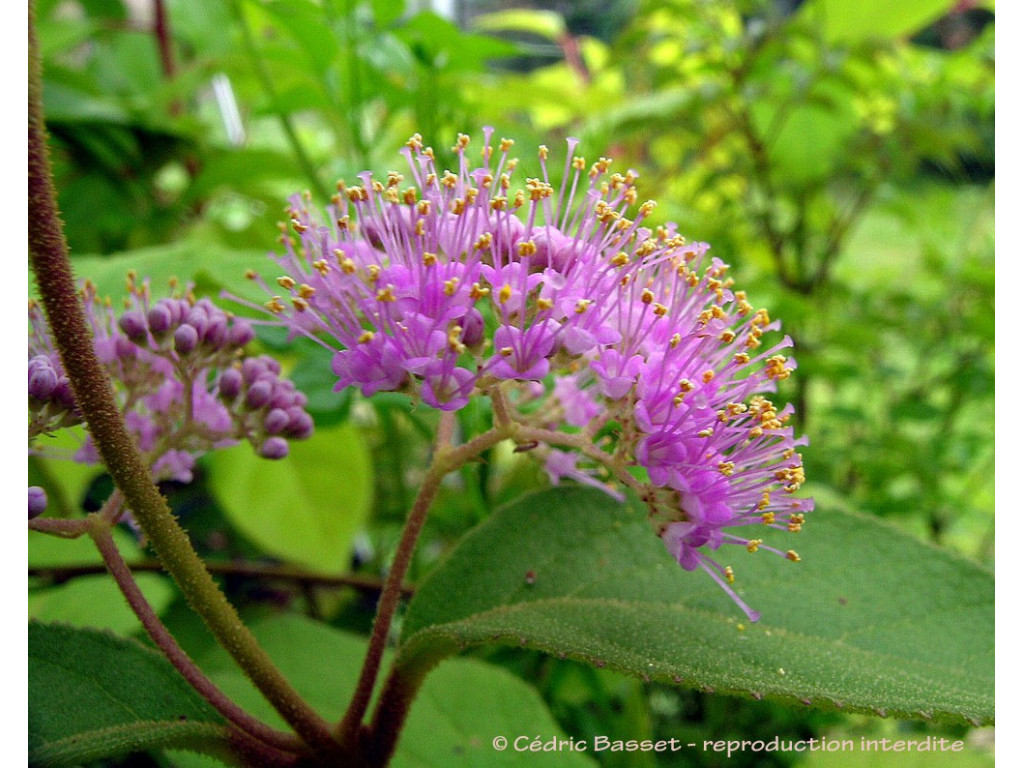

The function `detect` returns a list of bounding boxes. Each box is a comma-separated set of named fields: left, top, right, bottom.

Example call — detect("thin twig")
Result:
left=87, top=519, right=304, bottom=756
left=29, top=560, right=413, bottom=596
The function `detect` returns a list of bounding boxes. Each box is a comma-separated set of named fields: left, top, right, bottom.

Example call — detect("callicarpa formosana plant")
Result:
left=28, top=10, right=993, bottom=764
left=29, top=130, right=810, bottom=765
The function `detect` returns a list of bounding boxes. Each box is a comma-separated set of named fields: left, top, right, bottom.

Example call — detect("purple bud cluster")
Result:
left=248, top=131, right=813, bottom=619
left=28, top=276, right=313, bottom=494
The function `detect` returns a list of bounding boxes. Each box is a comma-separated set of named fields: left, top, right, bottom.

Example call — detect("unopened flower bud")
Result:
left=260, top=437, right=289, bottom=459
left=285, top=409, right=315, bottom=440
left=228, top=321, right=255, bottom=347
left=28, top=486, right=48, bottom=519
left=147, top=303, right=174, bottom=334
left=246, top=379, right=273, bottom=409
left=118, top=311, right=148, bottom=341
left=264, top=408, right=290, bottom=434
left=241, top=358, right=266, bottom=384
left=28, top=358, right=58, bottom=401
left=174, top=324, right=199, bottom=354
left=204, top=317, right=228, bottom=348
left=218, top=368, right=243, bottom=399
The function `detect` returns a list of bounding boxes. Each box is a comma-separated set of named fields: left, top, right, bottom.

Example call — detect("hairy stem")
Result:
left=28, top=7, right=339, bottom=757
left=337, top=413, right=508, bottom=745
left=87, top=516, right=304, bottom=755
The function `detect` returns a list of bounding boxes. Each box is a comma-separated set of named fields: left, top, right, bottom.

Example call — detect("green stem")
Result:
left=28, top=6, right=339, bottom=757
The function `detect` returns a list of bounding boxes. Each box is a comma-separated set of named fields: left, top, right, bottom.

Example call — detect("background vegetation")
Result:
left=29, top=0, right=995, bottom=765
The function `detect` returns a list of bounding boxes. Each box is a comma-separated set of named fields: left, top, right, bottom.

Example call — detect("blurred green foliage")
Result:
left=31, top=0, right=994, bottom=765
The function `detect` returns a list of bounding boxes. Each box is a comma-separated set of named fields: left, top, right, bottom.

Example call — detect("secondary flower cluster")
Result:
left=28, top=276, right=313, bottom=517
left=249, top=130, right=812, bottom=620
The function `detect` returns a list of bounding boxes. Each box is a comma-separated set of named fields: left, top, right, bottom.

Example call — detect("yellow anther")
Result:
left=291, top=297, right=308, bottom=312
left=406, top=133, right=423, bottom=151
left=298, top=284, right=315, bottom=299
left=702, top=370, right=715, bottom=383
left=417, top=200, right=432, bottom=215
left=517, top=240, right=537, bottom=256
left=724, top=566, right=735, bottom=584
left=386, top=171, right=403, bottom=187
left=746, top=539, right=762, bottom=553
left=474, top=233, right=493, bottom=251
left=264, top=297, right=285, bottom=314
left=499, top=346, right=514, bottom=357
left=538, top=145, right=549, bottom=160
left=277, top=276, right=296, bottom=290
left=718, top=461, right=736, bottom=476
left=697, top=428, right=713, bottom=438
left=443, top=278, right=459, bottom=296
left=245, top=269, right=258, bottom=280
left=679, top=379, right=694, bottom=393
left=290, top=218, right=307, bottom=233
left=761, top=511, right=775, bottom=524
left=312, top=259, right=330, bottom=276
left=653, top=303, right=668, bottom=317
left=641, top=289, right=655, bottom=304
left=536, top=297, right=553, bottom=311
left=500, top=137, right=515, bottom=152
left=719, top=329, right=736, bottom=343
left=448, top=325, right=465, bottom=353
left=734, top=352, right=751, bottom=365
left=786, top=550, right=801, bottom=562
left=669, top=333, right=682, bottom=348
left=376, top=286, right=396, bottom=302
left=423, top=252, right=438, bottom=266
left=610, top=251, right=629, bottom=267
left=575, top=299, right=592, bottom=314
left=470, top=282, right=490, bottom=300
left=358, top=331, right=375, bottom=343
left=498, top=284, right=513, bottom=304
left=367, top=265, right=381, bottom=283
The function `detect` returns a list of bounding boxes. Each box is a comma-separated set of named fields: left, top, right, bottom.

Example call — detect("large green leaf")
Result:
left=805, top=0, right=954, bottom=43
left=28, top=622, right=226, bottom=767
left=207, top=421, right=373, bottom=572
left=168, top=614, right=595, bottom=767
left=401, top=488, right=994, bottom=726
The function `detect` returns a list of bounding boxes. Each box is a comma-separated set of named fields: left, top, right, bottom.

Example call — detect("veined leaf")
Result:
left=401, top=488, right=994, bottom=726
left=28, top=622, right=226, bottom=767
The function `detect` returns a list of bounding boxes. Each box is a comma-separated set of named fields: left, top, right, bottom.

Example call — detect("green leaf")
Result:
left=29, top=574, right=175, bottom=636
left=29, top=622, right=226, bottom=767
left=29, top=527, right=176, bottom=634
left=472, top=8, right=567, bottom=42
left=805, top=0, right=954, bottom=43
left=207, top=421, right=373, bottom=571
left=175, top=614, right=595, bottom=767
left=401, top=487, right=994, bottom=726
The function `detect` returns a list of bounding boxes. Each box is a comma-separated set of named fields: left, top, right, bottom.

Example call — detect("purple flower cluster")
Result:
left=28, top=277, right=313, bottom=515
left=250, top=131, right=811, bottom=619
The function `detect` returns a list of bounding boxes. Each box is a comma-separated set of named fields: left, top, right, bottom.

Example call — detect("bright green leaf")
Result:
left=207, top=421, right=373, bottom=571
left=29, top=622, right=226, bottom=767
left=472, top=8, right=567, bottom=42
left=806, top=0, right=955, bottom=43
left=29, top=527, right=176, bottom=634
left=29, top=574, right=175, bottom=636
left=401, top=488, right=994, bottom=726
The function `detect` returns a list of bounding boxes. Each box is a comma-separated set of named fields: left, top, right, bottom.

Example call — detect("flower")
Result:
left=28, top=275, right=314, bottom=493
left=249, top=130, right=812, bottom=619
